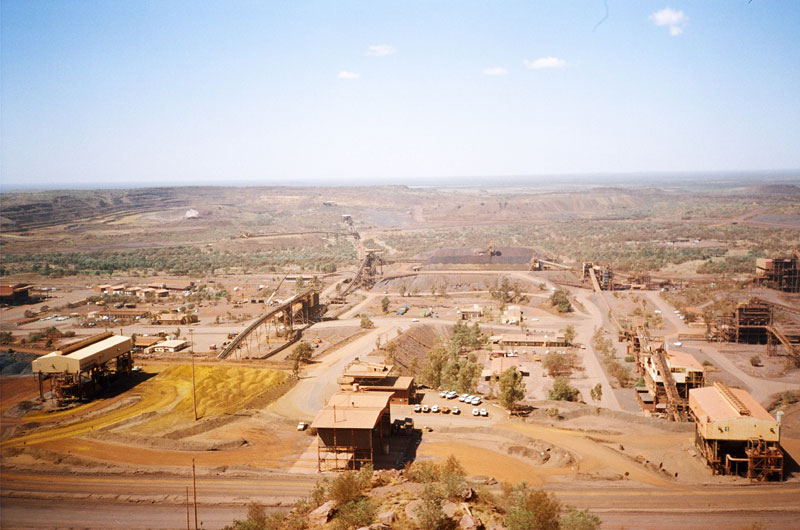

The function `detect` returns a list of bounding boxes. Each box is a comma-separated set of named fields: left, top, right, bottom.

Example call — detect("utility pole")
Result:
left=185, top=486, right=190, bottom=530
left=191, top=347, right=198, bottom=422
left=192, top=458, right=198, bottom=530
left=190, top=325, right=197, bottom=421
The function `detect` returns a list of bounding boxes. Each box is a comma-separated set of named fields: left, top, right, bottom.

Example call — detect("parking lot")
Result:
left=390, top=390, right=503, bottom=431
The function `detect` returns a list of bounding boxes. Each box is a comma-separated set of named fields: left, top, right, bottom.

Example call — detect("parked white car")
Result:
left=471, top=397, right=482, bottom=405
left=472, top=408, right=480, bottom=416
left=414, top=404, right=422, bottom=413
left=480, top=408, right=488, bottom=417
left=452, top=406, right=460, bottom=415
left=431, top=405, right=440, bottom=413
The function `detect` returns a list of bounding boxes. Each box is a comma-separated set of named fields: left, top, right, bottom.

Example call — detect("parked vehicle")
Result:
left=472, top=408, right=480, bottom=416
left=431, top=405, right=440, bottom=413
left=480, top=408, right=488, bottom=417
left=422, top=405, right=430, bottom=413
left=441, top=406, right=450, bottom=414
left=297, top=422, right=307, bottom=431
left=452, top=406, right=460, bottom=415
left=414, top=404, right=422, bottom=413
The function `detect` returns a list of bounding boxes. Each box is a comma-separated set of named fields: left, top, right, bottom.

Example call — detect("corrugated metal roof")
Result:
left=690, top=385, right=774, bottom=423
left=311, top=391, right=393, bottom=430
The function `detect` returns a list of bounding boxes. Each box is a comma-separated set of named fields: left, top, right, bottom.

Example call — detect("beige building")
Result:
left=689, top=383, right=783, bottom=481
left=150, top=339, right=188, bottom=353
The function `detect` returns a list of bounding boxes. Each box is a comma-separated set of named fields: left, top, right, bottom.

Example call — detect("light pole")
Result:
left=190, top=329, right=197, bottom=421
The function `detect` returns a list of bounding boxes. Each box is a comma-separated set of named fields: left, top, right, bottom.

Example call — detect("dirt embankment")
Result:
left=372, top=324, right=451, bottom=374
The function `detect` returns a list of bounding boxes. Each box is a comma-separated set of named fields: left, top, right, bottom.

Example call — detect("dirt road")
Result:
left=3, top=470, right=799, bottom=529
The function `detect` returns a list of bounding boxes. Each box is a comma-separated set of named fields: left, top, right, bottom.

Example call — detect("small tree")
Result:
left=549, top=377, right=580, bottom=402
left=561, top=506, right=602, bottom=530
left=563, top=325, right=576, bottom=345
left=294, top=340, right=313, bottom=362
left=549, top=290, right=573, bottom=313
left=749, top=355, right=761, bottom=367
left=590, top=383, right=603, bottom=402
left=360, top=314, right=374, bottom=329
left=505, top=484, right=562, bottom=530
left=327, top=471, right=364, bottom=506
left=499, top=367, right=526, bottom=412
left=543, top=352, right=571, bottom=378
left=294, top=277, right=306, bottom=294
left=292, top=356, right=301, bottom=379
left=416, top=483, right=446, bottom=530
left=381, top=296, right=390, bottom=313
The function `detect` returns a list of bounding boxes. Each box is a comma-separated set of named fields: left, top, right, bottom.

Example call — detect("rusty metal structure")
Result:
left=715, top=298, right=800, bottom=365
left=340, top=250, right=384, bottom=297
left=755, top=250, right=800, bottom=293
left=217, top=289, right=323, bottom=360
left=624, top=325, right=703, bottom=421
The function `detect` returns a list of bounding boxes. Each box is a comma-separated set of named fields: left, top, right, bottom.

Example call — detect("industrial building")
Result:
left=152, top=311, right=198, bottom=325
left=481, top=356, right=530, bottom=381
left=311, top=390, right=394, bottom=471
left=457, top=305, right=484, bottom=321
left=639, top=347, right=705, bottom=419
left=0, top=282, right=33, bottom=305
left=490, top=333, right=568, bottom=348
left=31, top=332, right=133, bottom=401
left=714, top=299, right=800, bottom=364
left=337, top=361, right=416, bottom=404
left=756, top=251, right=800, bottom=293
left=150, top=339, right=188, bottom=353
left=689, top=383, right=783, bottom=481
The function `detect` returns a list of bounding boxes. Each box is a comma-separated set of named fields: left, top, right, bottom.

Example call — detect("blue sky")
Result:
left=2, top=1, right=799, bottom=188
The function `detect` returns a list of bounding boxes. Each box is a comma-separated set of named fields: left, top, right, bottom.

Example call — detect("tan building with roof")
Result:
left=311, top=391, right=393, bottom=471
left=31, top=333, right=133, bottom=401
left=337, top=361, right=416, bottom=404
left=458, top=305, right=484, bottom=321
left=490, top=333, right=568, bottom=348
left=150, top=339, right=188, bottom=353
left=689, top=383, right=783, bottom=480
left=482, top=356, right=529, bottom=381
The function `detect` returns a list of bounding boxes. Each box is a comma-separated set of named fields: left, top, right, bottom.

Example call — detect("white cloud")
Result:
left=365, top=44, right=396, bottom=57
left=482, top=67, right=508, bottom=76
left=523, top=57, right=567, bottom=70
left=650, top=7, right=688, bottom=36
left=337, top=71, right=360, bottom=80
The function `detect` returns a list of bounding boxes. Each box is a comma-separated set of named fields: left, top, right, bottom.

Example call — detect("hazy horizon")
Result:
left=2, top=168, right=799, bottom=194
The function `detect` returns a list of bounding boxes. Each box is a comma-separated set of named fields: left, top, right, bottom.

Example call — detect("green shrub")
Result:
left=333, top=498, right=376, bottom=530
left=549, top=377, right=580, bottom=402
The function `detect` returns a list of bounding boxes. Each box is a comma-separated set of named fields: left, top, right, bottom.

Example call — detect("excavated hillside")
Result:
left=373, top=324, right=451, bottom=375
